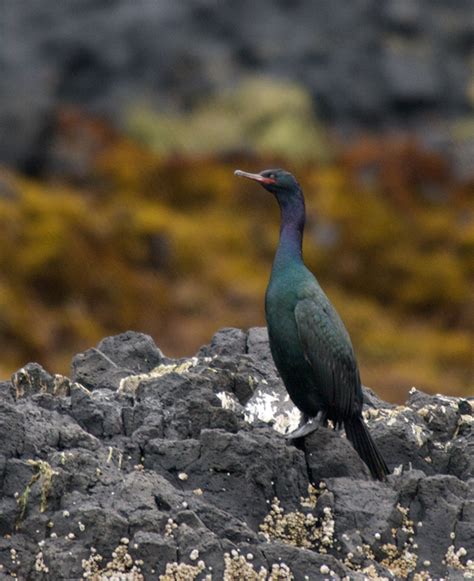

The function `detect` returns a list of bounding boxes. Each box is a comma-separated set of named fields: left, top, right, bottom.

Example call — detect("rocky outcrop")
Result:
left=0, top=328, right=473, bottom=579
left=1, top=1, right=473, bottom=169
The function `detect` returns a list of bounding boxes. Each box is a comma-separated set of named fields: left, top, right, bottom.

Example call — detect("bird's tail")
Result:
left=344, top=416, right=389, bottom=481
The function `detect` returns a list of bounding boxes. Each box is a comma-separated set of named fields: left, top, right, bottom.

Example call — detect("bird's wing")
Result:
left=294, top=297, right=360, bottom=419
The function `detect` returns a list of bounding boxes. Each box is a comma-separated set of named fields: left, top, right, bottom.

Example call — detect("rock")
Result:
left=71, top=331, right=163, bottom=391
left=383, top=41, right=440, bottom=104
left=0, top=328, right=472, bottom=579
left=70, top=383, right=105, bottom=437
left=262, top=542, right=349, bottom=579
left=71, top=348, right=131, bottom=391
left=247, top=326, right=273, bottom=363
left=130, top=531, right=177, bottom=577
left=208, top=328, right=299, bottom=434
left=198, top=327, right=247, bottom=357
left=96, top=331, right=164, bottom=373
left=305, top=428, right=372, bottom=480
left=0, top=381, right=14, bottom=403
left=11, top=363, right=54, bottom=399
left=383, top=0, right=423, bottom=32
left=144, top=438, right=201, bottom=474
left=1, top=2, right=473, bottom=171
left=40, top=538, right=89, bottom=580
left=11, top=363, right=72, bottom=400
left=448, top=434, right=474, bottom=481
left=0, top=402, right=25, bottom=457
left=70, top=384, right=123, bottom=438
left=181, top=428, right=309, bottom=529
left=407, top=388, right=462, bottom=441
left=328, top=476, right=399, bottom=543
left=409, top=475, right=469, bottom=577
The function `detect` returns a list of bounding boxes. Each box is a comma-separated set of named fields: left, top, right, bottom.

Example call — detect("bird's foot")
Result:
left=285, top=411, right=326, bottom=440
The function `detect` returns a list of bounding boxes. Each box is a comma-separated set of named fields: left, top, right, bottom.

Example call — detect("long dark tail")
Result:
left=344, top=416, right=389, bottom=481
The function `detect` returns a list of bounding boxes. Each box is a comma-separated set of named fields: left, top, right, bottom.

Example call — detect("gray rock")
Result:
left=383, top=41, right=440, bottom=103
left=144, top=438, right=201, bottom=474
left=410, top=475, right=469, bottom=577
left=176, top=523, right=226, bottom=577
left=71, top=347, right=131, bottom=391
left=0, top=381, right=14, bottom=403
left=305, top=428, right=372, bottom=480
left=97, top=331, right=164, bottom=372
left=71, top=331, right=163, bottom=391
left=11, top=362, right=54, bottom=399
left=449, top=434, right=474, bottom=481
left=182, top=427, right=309, bottom=529
left=262, top=542, right=349, bottom=580
left=70, top=383, right=104, bottom=437
left=40, top=538, right=90, bottom=580
left=198, top=327, right=247, bottom=357
left=130, top=531, right=177, bottom=577
left=247, top=326, right=273, bottom=363
left=0, top=328, right=472, bottom=579
left=0, top=402, right=25, bottom=457
left=70, top=385, right=124, bottom=438
left=384, top=0, right=423, bottom=31
left=135, top=370, right=244, bottom=439
left=194, top=503, right=258, bottom=545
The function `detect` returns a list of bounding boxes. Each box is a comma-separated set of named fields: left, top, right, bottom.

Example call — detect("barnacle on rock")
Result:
left=159, top=560, right=207, bottom=581
left=82, top=541, right=144, bottom=580
left=342, top=504, right=419, bottom=579
left=259, top=484, right=334, bottom=552
left=223, top=552, right=267, bottom=580
left=223, top=552, right=294, bottom=581
left=164, top=518, right=178, bottom=538
left=1, top=327, right=473, bottom=580
left=34, top=551, right=49, bottom=574
left=445, top=545, right=474, bottom=577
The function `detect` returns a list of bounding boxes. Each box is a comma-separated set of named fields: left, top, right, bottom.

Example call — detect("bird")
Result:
left=235, top=168, right=389, bottom=480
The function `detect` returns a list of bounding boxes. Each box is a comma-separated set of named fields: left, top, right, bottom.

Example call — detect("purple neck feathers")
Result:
left=273, top=192, right=305, bottom=268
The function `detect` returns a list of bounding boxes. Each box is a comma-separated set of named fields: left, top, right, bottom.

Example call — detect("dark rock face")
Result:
left=1, top=1, right=473, bottom=168
left=71, top=330, right=164, bottom=391
left=0, top=327, right=472, bottom=579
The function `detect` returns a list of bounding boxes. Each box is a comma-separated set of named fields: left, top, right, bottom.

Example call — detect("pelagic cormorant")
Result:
left=235, top=168, right=389, bottom=480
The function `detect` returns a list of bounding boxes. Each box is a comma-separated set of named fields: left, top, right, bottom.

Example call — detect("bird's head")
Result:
left=234, top=168, right=301, bottom=199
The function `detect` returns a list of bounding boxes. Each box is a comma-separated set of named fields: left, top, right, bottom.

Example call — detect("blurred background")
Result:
left=0, top=1, right=473, bottom=402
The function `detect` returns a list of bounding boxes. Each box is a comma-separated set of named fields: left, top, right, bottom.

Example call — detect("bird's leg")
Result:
left=285, top=410, right=327, bottom=440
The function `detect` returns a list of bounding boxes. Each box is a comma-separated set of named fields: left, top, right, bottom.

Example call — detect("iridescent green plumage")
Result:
left=235, top=168, right=389, bottom=480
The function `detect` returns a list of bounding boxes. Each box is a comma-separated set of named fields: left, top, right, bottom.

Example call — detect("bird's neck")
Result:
left=273, top=194, right=305, bottom=271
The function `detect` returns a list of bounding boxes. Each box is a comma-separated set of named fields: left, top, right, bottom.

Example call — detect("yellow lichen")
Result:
left=16, top=460, right=58, bottom=527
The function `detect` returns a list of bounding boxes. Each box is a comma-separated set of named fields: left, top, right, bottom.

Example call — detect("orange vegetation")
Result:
left=0, top=110, right=472, bottom=402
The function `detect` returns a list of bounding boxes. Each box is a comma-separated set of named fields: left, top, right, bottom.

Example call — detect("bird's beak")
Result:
left=234, top=170, right=276, bottom=185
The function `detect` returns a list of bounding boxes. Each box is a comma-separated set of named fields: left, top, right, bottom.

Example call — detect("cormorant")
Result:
left=235, top=168, right=389, bottom=480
